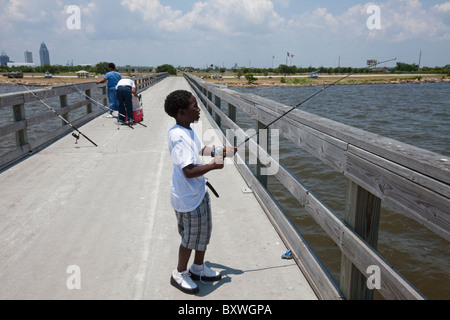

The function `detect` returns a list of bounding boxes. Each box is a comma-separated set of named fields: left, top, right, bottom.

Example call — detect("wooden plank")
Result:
left=13, top=103, right=28, bottom=147
left=346, top=150, right=450, bottom=241
left=0, top=121, right=26, bottom=137
left=348, top=145, right=450, bottom=198
left=0, top=99, right=91, bottom=138
left=340, top=181, right=381, bottom=300
left=0, top=92, right=25, bottom=108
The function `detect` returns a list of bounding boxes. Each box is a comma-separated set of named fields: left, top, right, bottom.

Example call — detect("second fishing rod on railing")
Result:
left=236, top=58, right=397, bottom=149
left=0, top=67, right=99, bottom=147
left=53, top=76, right=148, bottom=129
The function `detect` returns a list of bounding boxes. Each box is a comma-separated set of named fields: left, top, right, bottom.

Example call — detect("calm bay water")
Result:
left=232, top=83, right=449, bottom=300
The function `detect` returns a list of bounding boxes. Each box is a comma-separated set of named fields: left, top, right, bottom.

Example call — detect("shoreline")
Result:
left=1, top=75, right=449, bottom=89
left=205, top=76, right=450, bottom=88
left=0, top=78, right=94, bottom=88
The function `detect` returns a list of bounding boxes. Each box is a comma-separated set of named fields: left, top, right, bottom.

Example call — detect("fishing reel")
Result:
left=72, top=132, right=80, bottom=144
left=211, top=145, right=238, bottom=159
left=211, top=145, right=226, bottom=158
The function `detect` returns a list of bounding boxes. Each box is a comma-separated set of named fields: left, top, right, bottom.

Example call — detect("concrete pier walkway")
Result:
left=0, top=77, right=317, bottom=300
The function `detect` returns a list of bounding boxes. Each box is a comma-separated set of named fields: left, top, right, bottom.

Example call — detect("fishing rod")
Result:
left=1, top=67, right=98, bottom=147
left=52, top=74, right=147, bottom=129
left=235, top=58, right=397, bottom=149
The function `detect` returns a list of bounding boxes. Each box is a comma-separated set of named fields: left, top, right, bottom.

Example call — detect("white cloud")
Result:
left=274, top=0, right=290, bottom=9
left=286, top=0, right=450, bottom=42
left=383, top=0, right=450, bottom=41
left=123, top=0, right=182, bottom=22
left=123, top=0, right=284, bottom=37
left=1, top=0, right=61, bottom=23
left=432, top=1, right=450, bottom=13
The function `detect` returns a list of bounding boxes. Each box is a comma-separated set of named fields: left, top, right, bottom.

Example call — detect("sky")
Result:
left=1, top=0, right=449, bottom=69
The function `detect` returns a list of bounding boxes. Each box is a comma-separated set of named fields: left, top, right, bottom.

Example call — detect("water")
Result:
left=0, top=85, right=104, bottom=157
left=231, top=83, right=449, bottom=300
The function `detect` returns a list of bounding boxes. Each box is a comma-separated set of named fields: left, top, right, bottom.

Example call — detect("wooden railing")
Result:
left=0, top=73, right=168, bottom=171
left=132, top=72, right=169, bottom=93
left=184, top=73, right=449, bottom=300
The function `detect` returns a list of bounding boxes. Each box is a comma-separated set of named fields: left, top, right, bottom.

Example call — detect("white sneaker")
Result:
left=189, top=263, right=222, bottom=282
left=170, top=270, right=199, bottom=294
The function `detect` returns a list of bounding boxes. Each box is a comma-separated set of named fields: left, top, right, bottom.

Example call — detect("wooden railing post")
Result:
left=256, top=120, right=268, bottom=188
left=214, top=95, right=221, bottom=127
left=60, top=94, right=69, bottom=126
left=13, top=103, right=28, bottom=147
left=340, top=179, right=381, bottom=300
left=85, top=89, right=92, bottom=114
left=102, top=86, right=107, bottom=107
left=228, top=103, right=236, bottom=123
left=207, top=91, right=212, bottom=114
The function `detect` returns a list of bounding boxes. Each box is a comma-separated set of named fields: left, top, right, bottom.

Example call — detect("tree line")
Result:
left=3, top=62, right=450, bottom=76
left=1, top=62, right=154, bottom=75
left=231, top=63, right=450, bottom=76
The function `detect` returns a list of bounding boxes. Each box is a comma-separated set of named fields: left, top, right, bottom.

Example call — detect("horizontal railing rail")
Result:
left=184, top=72, right=449, bottom=300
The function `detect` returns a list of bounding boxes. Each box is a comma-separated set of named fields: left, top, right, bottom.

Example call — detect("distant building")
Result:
left=25, top=51, right=33, bottom=63
left=0, top=50, right=10, bottom=66
left=39, top=42, right=50, bottom=66
left=7, top=62, right=36, bottom=68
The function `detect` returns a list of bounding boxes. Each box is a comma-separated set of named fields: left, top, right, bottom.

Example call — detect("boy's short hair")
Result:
left=108, top=63, right=116, bottom=70
left=165, top=90, right=193, bottom=118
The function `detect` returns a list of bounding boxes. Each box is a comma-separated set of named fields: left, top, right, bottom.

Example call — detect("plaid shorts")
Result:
left=175, top=193, right=212, bottom=251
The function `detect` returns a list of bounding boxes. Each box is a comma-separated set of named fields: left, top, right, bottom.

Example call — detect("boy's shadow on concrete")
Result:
left=195, top=262, right=242, bottom=297
left=195, top=261, right=296, bottom=297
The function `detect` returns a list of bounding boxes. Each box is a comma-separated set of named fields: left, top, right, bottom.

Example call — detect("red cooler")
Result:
left=132, top=95, right=144, bottom=123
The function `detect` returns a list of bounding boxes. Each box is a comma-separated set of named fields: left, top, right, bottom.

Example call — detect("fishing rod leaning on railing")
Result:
left=0, top=67, right=98, bottom=147
left=52, top=77, right=138, bottom=130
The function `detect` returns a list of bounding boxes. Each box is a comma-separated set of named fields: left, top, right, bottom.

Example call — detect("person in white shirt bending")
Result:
left=116, top=78, right=138, bottom=124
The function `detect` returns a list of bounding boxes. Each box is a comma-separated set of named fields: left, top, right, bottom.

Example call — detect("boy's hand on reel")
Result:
left=224, top=146, right=238, bottom=158
left=211, top=156, right=225, bottom=169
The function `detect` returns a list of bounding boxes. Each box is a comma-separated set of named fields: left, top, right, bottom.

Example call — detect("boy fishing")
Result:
left=164, top=90, right=237, bottom=294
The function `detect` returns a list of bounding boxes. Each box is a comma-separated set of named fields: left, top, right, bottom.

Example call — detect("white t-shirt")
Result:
left=116, top=78, right=136, bottom=89
left=168, top=124, right=207, bottom=212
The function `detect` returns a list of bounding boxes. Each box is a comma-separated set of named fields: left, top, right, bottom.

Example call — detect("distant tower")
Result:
left=39, top=42, right=50, bottom=66
left=0, top=50, right=10, bottom=66
left=25, top=51, right=33, bottom=63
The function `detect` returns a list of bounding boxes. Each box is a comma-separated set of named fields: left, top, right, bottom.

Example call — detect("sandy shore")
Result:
left=0, top=76, right=96, bottom=87
left=1, top=74, right=449, bottom=88
left=201, top=74, right=450, bottom=88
